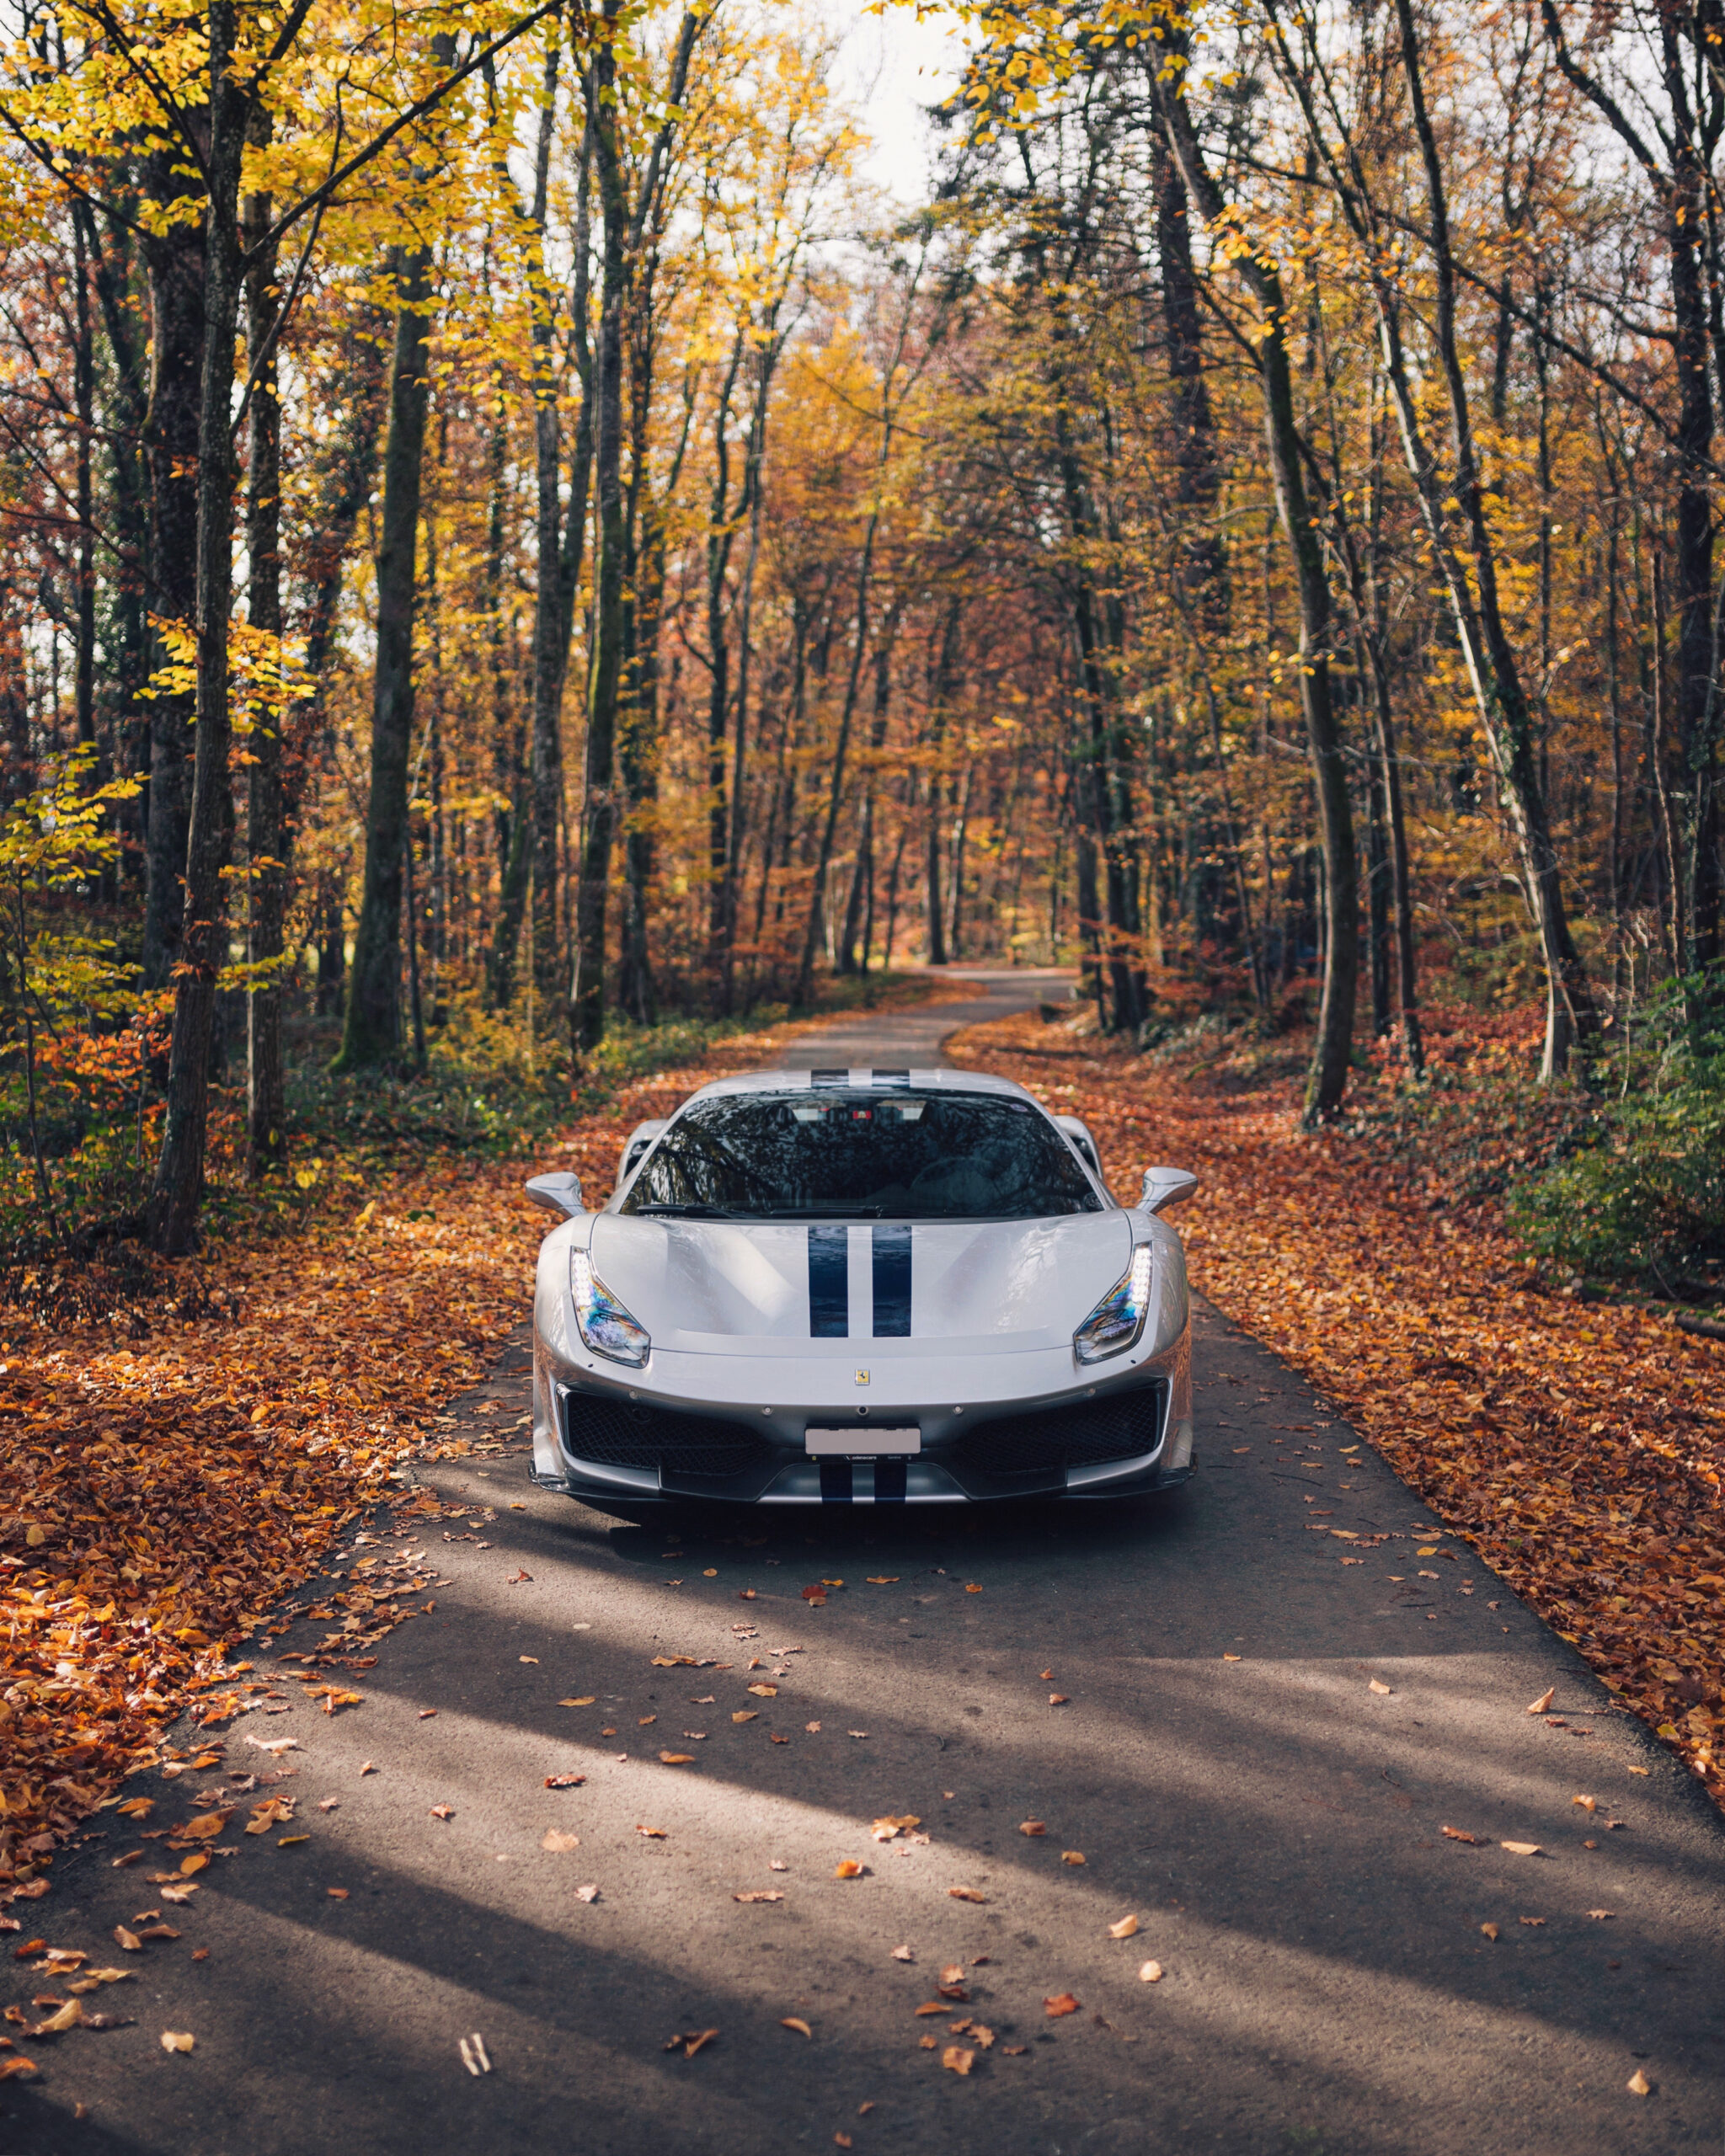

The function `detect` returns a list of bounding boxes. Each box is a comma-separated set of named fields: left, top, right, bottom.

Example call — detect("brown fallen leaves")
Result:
left=1043, top=1993, right=1081, bottom=2019
left=0, top=1153, right=535, bottom=1897
left=944, top=1010, right=1725, bottom=1815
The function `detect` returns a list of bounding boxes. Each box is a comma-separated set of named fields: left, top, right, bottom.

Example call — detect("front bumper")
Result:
left=530, top=1334, right=1194, bottom=1507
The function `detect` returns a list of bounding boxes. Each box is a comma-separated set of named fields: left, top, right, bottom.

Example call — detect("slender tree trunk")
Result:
left=243, top=142, right=288, bottom=1177
left=334, top=237, right=435, bottom=1070
left=1158, top=71, right=1359, bottom=1120
left=524, top=42, right=567, bottom=1018
left=147, top=0, right=243, bottom=1252
left=572, top=10, right=629, bottom=1055
left=139, top=176, right=206, bottom=991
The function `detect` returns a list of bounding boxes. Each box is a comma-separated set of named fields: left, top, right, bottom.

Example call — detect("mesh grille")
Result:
left=559, top=1390, right=775, bottom=1480
left=949, top=1384, right=1166, bottom=1477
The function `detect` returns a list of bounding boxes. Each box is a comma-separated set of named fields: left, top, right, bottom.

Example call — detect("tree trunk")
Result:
left=572, top=11, right=629, bottom=1055
left=139, top=172, right=206, bottom=991
left=243, top=141, right=287, bottom=1177
left=524, top=43, right=567, bottom=1018
left=1158, top=72, right=1359, bottom=1121
left=334, top=238, right=435, bottom=1071
left=147, top=0, right=243, bottom=1252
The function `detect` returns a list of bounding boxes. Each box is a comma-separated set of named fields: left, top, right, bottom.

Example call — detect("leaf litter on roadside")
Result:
left=943, top=1011, right=1725, bottom=1814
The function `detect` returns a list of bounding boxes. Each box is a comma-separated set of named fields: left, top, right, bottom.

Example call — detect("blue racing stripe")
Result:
left=808, top=1225, right=849, bottom=1337
left=872, top=1224, right=911, bottom=1337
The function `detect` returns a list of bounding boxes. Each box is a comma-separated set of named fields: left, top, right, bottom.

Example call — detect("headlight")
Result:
left=1073, top=1246, right=1153, bottom=1365
left=570, top=1249, right=651, bottom=1367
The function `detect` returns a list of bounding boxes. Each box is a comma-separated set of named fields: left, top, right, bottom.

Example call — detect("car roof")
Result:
left=680, top=1066, right=1044, bottom=1107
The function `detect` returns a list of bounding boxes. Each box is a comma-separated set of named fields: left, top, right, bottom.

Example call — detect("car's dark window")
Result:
left=620, top=1090, right=1103, bottom=1222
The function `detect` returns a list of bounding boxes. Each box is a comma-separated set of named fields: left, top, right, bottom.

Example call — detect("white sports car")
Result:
left=525, top=1066, right=1197, bottom=1510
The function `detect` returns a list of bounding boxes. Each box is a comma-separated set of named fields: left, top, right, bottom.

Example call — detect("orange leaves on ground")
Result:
left=0, top=1154, right=536, bottom=1897
left=833, top=1860, right=867, bottom=1879
left=947, top=1012, right=1725, bottom=1817
left=1043, top=1993, right=1081, bottom=2019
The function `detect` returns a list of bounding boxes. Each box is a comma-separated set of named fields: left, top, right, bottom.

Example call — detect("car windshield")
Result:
left=619, top=1089, right=1103, bottom=1222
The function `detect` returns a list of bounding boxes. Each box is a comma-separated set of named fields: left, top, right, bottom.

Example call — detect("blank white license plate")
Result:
left=806, top=1428, right=920, bottom=1457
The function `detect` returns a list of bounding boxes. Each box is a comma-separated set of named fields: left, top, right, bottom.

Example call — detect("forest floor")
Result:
left=943, top=1006, right=1725, bottom=1817
left=2, top=981, right=1719, bottom=1927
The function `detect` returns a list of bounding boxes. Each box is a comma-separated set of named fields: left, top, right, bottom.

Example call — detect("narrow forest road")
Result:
left=8, top=979, right=1722, bottom=2156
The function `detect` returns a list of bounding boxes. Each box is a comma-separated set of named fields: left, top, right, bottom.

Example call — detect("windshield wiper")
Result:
left=632, top=1202, right=742, bottom=1220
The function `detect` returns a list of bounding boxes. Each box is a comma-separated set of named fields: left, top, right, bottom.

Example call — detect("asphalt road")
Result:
left=7, top=985, right=1722, bottom=2155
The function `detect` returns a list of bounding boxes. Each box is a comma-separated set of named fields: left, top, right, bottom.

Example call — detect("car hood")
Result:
left=587, top=1210, right=1135, bottom=1358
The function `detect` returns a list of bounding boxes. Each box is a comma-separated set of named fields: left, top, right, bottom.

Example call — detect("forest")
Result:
left=0, top=0, right=1721, bottom=1286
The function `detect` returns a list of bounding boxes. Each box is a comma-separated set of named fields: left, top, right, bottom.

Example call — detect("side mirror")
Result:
left=525, top=1171, right=585, bottom=1219
left=1140, top=1166, right=1198, bottom=1215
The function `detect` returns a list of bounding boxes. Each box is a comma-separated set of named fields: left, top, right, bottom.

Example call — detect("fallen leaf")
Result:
left=732, top=1710, right=758, bottom=1723
left=964, top=1583, right=981, bottom=1594
left=1044, top=1993, right=1081, bottom=2018
left=804, top=1721, right=821, bottom=1733
left=1527, top=1687, right=1556, bottom=1715
left=836, top=2136, right=852, bottom=2148
left=702, top=1570, right=718, bottom=1578
left=1061, top=1851, right=1085, bottom=1866
left=114, top=1927, right=142, bottom=1952
left=734, top=1892, right=784, bottom=1904
left=278, top=1835, right=308, bottom=1848
left=638, top=1715, right=658, bottom=1726
left=507, top=1569, right=531, bottom=1584
left=1222, top=1653, right=1242, bottom=1662
left=1019, top=1820, right=1046, bottom=1837
left=0, top=2057, right=40, bottom=2079
left=891, top=1945, right=915, bottom=1962
left=683, top=2029, right=718, bottom=2059
left=1139, top=1960, right=1163, bottom=1983
left=782, top=2017, right=813, bottom=2038
left=159, top=2030, right=195, bottom=2053
left=1108, top=1913, right=1140, bottom=1940
left=915, top=2003, right=948, bottom=2017
left=429, top=1805, right=456, bottom=1822
left=948, top=1886, right=986, bottom=1903
left=562, top=1698, right=596, bottom=1707
left=801, top=1587, right=827, bottom=1603
left=519, top=1656, right=539, bottom=1665
left=866, top=1577, right=899, bottom=1584
left=1481, top=1924, right=1499, bottom=1940
left=1441, top=1827, right=1481, bottom=1844
left=834, top=1860, right=866, bottom=1879
left=574, top=1884, right=601, bottom=1903
left=360, top=1761, right=377, bottom=1776
left=771, top=1733, right=790, bottom=1745
left=1048, top=1694, right=1069, bottom=1705
left=1573, top=1794, right=1598, bottom=1812
left=660, top=1753, right=695, bottom=1765
left=943, top=2045, right=975, bottom=2073
left=117, top=1797, right=153, bottom=1818
left=328, top=1888, right=350, bottom=1899
left=1369, top=1679, right=1392, bottom=1696
left=747, top=1684, right=777, bottom=1698
left=545, top=1774, right=587, bottom=1790
left=650, top=1657, right=696, bottom=1668
left=636, top=1826, right=667, bottom=1838
left=1587, top=1909, right=1616, bottom=1920
left=919, top=2034, right=937, bottom=2049
left=846, top=1731, right=869, bottom=1740
left=970, top=2024, right=996, bottom=2048
left=872, top=1815, right=921, bottom=1841
left=1627, top=1765, right=1650, bottom=1775
left=542, top=1830, right=581, bottom=1854
left=1626, top=2068, right=1651, bottom=2096
left=1500, top=1841, right=1542, bottom=1856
